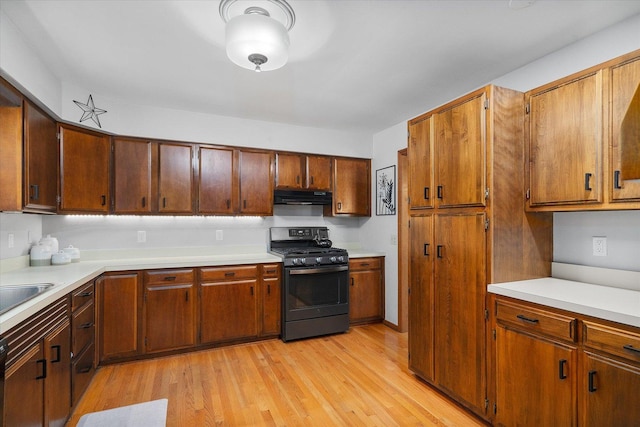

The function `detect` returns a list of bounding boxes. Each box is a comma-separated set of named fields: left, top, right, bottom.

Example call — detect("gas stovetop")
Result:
left=269, top=227, right=349, bottom=267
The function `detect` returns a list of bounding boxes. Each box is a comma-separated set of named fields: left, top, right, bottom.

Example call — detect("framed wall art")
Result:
left=376, top=165, right=396, bottom=215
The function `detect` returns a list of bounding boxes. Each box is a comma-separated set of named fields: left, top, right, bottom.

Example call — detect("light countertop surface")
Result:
left=0, top=249, right=383, bottom=334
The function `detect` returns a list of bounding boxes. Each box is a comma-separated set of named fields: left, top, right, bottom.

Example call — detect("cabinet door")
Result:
left=408, top=117, right=433, bottom=209
left=113, top=138, right=154, bottom=213
left=23, top=101, right=57, bottom=213
left=408, top=214, right=434, bottom=381
left=59, top=125, right=110, bottom=213
left=528, top=72, right=602, bottom=205
left=144, top=283, right=196, bottom=352
left=97, top=273, right=142, bottom=362
left=44, top=319, right=72, bottom=427
left=198, top=146, right=235, bottom=214
left=434, top=94, right=486, bottom=208
left=5, top=343, right=45, bottom=426
left=349, top=269, right=382, bottom=323
left=262, top=276, right=281, bottom=336
left=0, top=79, right=22, bottom=211
left=201, top=280, right=258, bottom=343
left=158, top=142, right=193, bottom=213
left=610, top=56, right=640, bottom=202
left=495, top=326, right=577, bottom=427
left=434, top=213, right=486, bottom=413
left=332, top=158, right=370, bottom=216
left=276, top=153, right=304, bottom=189
left=581, top=352, right=640, bottom=426
left=306, top=155, right=332, bottom=190
left=239, top=150, right=273, bottom=215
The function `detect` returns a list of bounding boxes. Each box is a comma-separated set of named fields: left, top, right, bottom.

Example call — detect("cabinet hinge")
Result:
left=485, top=398, right=489, bottom=410
left=484, top=99, right=489, bottom=110
left=56, top=132, right=61, bottom=140
left=111, top=144, right=114, bottom=153
left=484, top=188, right=490, bottom=200
left=525, top=188, right=531, bottom=200
left=525, top=103, right=530, bottom=114
left=484, top=219, right=490, bottom=231
left=56, top=195, right=61, bottom=206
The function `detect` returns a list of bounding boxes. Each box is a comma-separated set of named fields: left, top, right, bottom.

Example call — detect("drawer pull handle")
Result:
left=360, top=263, right=369, bottom=267
left=423, top=243, right=430, bottom=256
left=36, top=359, right=47, bottom=380
left=250, top=286, right=254, bottom=296
left=558, top=359, right=567, bottom=380
left=614, top=170, right=622, bottom=189
left=51, top=345, right=62, bottom=363
left=623, top=344, right=640, bottom=355
left=267, top=284, right=271, bottom=295
left=424, top=187, right=430, bottom=200
left=101, top=195, right=107, bottom=206
left=77, top=366, right=92, bottom=374
left=437, top=185, right=443, bottom=199
left=588, top=370, right=597, bottom=392
left=225, top=272, right=235, bottom=277
left=351, top=277, right=355, bottom=287
left=516, top=314, right=539, bottom=324
left=78, top=291, right=93, bottom=297
left=266, top=270, right=276, bottom=274
left=436, top=245, right=443, bottom=259
left=79, top=322, right=94, bottom=329
left=584, top=173, right=592, bottom=191
left=163, top=276, right=177, bottom=281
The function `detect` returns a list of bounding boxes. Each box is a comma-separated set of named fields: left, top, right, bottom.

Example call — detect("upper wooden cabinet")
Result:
left=59, top=124, right=110, bottom=213
left=407, top=117, right=433, bottom=209
left=158, top=142, right=194, bottom=214
left=113, top=138, right=155, bottom=214
left=275, top=152, right=332, bottom=191
left=198, top=146, right=235, bottom=215
left=325, top=157, right=371, bottom=216
left=0, top=78, right=25, bottom=212
left=238, top=149, right=274, bottom=215
left=526, top=49, right=640, bottom=210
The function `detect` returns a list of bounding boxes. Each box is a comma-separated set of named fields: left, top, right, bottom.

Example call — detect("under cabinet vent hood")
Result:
left=273, top=190, right=332, bottom=205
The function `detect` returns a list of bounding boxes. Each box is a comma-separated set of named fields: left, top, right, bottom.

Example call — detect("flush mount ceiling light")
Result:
left=219, top=0, right=296, bottom=72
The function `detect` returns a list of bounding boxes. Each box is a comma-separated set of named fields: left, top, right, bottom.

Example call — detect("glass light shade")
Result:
left=225, top=13, right=290, bottom=71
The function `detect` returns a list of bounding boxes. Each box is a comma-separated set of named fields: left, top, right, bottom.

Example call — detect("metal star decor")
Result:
left=73, top=94, right=107, bottom=128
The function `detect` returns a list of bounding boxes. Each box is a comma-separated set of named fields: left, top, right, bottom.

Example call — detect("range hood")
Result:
left=273, top=189, right=332, bottom=205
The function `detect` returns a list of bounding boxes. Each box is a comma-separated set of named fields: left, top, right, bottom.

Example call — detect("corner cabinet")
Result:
left=526, top=49, right=640, bottom=210
left=349, top=257, right=384, bottom=325
left=407, top=85, right=553, bottom=421
left=325, top=157, right=371, bottom=216
left=59, top=124, right=111, bottom=213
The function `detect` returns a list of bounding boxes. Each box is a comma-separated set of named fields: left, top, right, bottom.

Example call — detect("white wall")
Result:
left=0, top=213, right=43, bottom=259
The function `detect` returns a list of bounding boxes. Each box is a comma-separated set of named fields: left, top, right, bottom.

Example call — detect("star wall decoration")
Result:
left=73, top=94, right=107, bottom=128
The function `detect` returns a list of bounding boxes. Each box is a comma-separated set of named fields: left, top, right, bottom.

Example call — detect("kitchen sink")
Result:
left=0, top=283, right=55, bottom=315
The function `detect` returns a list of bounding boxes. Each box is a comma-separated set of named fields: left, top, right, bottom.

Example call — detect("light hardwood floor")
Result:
left=67, top=324, right=486, bottom=426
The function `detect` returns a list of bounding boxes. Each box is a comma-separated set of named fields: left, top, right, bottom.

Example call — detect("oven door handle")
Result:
left=289, top=265, right=349, bottom=275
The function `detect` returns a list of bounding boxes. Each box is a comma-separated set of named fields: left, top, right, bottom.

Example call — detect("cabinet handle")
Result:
left=101, top=195, right=107, bottom=206
left=424, top=187, right=430, bottom=200
left=351, top=277, right=354, bottom=286
left=163, top=276, right=177, bottom=281
left=423, top=243, right=430, bottom=256
left=163, top=197, right=167, bottom=208
left=614, top=170, right=622, bottom=190
left=584, top=173, right=592, bottom=191
left=226, top=199, right=231, bottom=209
left=51, top=345, right=62, bottom=363
left=78, top=291, right=93, bottom=297
left=36, top=359, right=47, bottom=380
left=296, top=175, right=300, bottom=184
left=243, top=200, right=247, bottom=209
left=266, top=269, right=276, bottom=274
left=77, top=366, right=92, bottom=374
left=437, top=186, right=443, bottom=199
left=558, top=359, right=567, bottom=380
left=250, top=286, right=254, bottom=296
left=516, top=314, right=539, bottom=324
left=30, top=184, right=39, bottom=200
left=185, top=291, right=189, bottom=302
left=588, top=370, right=597, bottom=392
left=310, top=176, right=314, bottom=185
left=337, top=202, right=342, bottom=211
left=360, top=263, right=369, bottom=267
left=623, top=344, right=640, bottom=355
left=224, top=272, right=235, bottom=277
left=142, top=196, right=146, bottom=208
left=79, top=322, right=94, bottom=329
left=267, top=284, right=271, bottom=295
left=436, top=245, right=443, bottom=258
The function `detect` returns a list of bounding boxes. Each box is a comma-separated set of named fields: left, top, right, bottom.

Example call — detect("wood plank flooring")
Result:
left=67, top=324, right=486, bottom=426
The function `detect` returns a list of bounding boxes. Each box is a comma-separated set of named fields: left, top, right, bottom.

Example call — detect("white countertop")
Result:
left=0, top=248, right=383, bottom=334
left=488, top=277, right=640, bottom=328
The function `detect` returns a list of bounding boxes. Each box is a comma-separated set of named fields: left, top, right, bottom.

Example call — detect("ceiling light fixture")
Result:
left=219, top=0, right=296, bottom=72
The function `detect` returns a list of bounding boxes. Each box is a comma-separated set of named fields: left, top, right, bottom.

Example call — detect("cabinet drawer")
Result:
left=496, top=299, right=576, bottom=342
left=144, top=269, right=194, bottom=285
left=72, top=343, right=95, bottom=405
left=262, top=264, right=280, bottom=278
left=72, top=300, right=94, bottom=356
left=583, top=320, right=640, bottom=363
left=72, top=282, right=94, bottom=311
left=201, top=265, right=258, bottom=282
left=349, top=257, right=382, bottom=271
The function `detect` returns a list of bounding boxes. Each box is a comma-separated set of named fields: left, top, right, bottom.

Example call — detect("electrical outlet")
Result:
left=8, top=233, right=14, bottom=248
left=216, top=230, right=223, bottom=241
left=390, top=234, right=398, bottom=245
left=137, top=230, right=146, bottom=243
left=593, top=236, right=607, bottom=256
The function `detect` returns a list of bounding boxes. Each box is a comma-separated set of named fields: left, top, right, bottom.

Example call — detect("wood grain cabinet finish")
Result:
left=158, top=142, right=194, bottom=214
left=143, top=269, right=197, bottom=352
left=59, top=124, right=110, bottom=213
left=23, top=100, right=58, bottom=213
left=526, top=49, right=640, bottom=210
left=275, top=153, right=332, bottom=191
left=113, top=138, right=155, bottom=214
left=97, top=272, right=142, bottom=362
left=326, top=157, right=371, bottom=216
left=348, top=257, right=384, bottom=325
left=198, top=146, right=235, bottom=214
left=408, top=85, right=553, bottom=420
left=305, top=155, right=332, bottom=190
left=238, top=149, right=274, bottom=215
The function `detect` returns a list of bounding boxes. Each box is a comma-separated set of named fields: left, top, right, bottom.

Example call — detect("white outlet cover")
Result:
left=216, top=230, right=223, bottom=241
left=137, top=230, right=146, bottom=243
left=592, top=236, right=607, bottom=256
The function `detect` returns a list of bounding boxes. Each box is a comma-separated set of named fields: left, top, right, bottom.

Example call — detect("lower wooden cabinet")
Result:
left=260, top=264, right=281, bottom=336
left=349, top=257, right=384, bottom=324
left=71, top=281, right=95, bottom=404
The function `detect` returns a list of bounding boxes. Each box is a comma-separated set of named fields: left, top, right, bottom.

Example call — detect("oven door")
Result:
left=284, top=264, right=349, bottom=322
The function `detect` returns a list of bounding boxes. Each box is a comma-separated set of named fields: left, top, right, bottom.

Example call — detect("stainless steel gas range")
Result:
left=269, top=227, right=350, bottom=342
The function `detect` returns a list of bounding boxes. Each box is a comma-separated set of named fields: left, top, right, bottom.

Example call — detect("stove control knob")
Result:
left=316, top=257, right=323, bottom=264
left=337, top=256, right=345, bottom=263
left=330, top=256, right=337, bottom=263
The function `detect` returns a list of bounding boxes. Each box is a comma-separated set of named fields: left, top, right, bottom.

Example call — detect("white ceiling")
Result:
left=2, top=0, right=640, bottom=133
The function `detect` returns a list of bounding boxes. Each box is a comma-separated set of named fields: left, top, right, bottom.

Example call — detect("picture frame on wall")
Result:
left=376, top=165, right=396, bottom=216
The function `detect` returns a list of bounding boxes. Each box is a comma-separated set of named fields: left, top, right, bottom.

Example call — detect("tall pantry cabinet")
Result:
left=407, top=85, right=553, bottom=420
